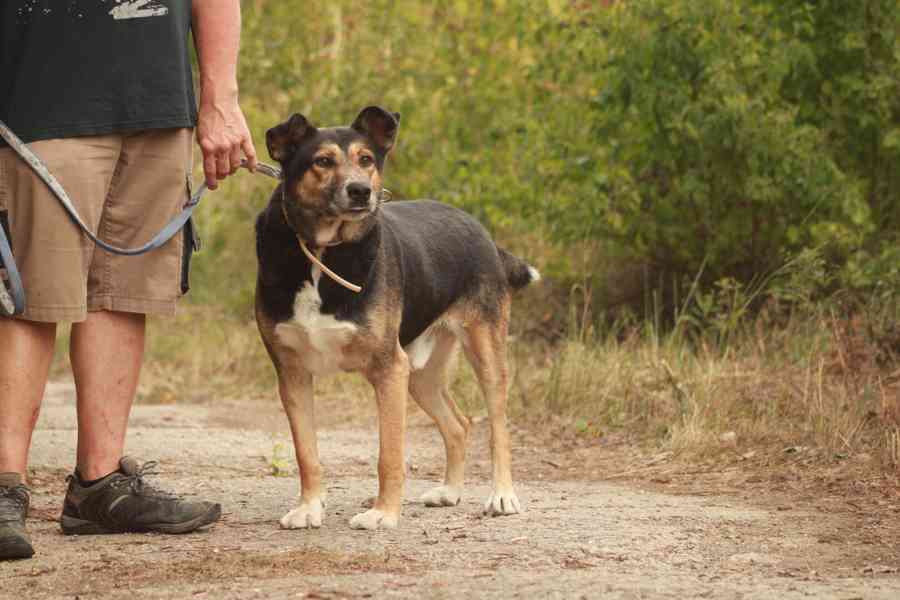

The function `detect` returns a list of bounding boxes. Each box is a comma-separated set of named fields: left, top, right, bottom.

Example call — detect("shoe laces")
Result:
left=109, top=461, right=177, bottom=499
left=0, top=485, right=29, bottom=514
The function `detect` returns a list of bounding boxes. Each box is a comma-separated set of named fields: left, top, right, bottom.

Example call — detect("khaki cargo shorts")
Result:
left=0, top=128, right=194, bottom=323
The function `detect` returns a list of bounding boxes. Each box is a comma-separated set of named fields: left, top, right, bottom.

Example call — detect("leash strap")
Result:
left=0, top=118, right=282, bottom=317
left=0, top=120, right=207, bottom=257
left=0, top=219, right=24, bottom=316
left=297, top=236, right=363, bottom=293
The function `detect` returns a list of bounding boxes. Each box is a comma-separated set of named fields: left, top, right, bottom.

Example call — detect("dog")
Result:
left=254, top=106, right=540, bottom=530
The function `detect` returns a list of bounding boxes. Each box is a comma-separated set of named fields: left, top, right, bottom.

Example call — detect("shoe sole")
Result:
left=0, top=538, right=35, bottom=560
left=60, top=503, right=222, bottom=536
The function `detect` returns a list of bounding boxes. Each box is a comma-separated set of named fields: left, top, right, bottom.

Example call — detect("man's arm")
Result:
left=192, top=0, right=257, bottom=190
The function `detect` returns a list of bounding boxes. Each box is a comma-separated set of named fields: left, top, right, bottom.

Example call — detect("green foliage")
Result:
left=536, top=0, right=899, bottom=293
left=188, top=0, right=899, bottom=319
left=191, top=0, right=553, bottom=314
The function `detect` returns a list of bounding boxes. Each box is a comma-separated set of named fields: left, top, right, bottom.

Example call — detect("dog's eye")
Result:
left=314, top=156, right=335, bottom=168
left=359, top=155, right=374, bottom=167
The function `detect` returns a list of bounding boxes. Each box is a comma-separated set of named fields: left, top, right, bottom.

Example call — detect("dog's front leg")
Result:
left=276, top=363, right=326, bottom=529
left=351, top=343, right=410, bottom=530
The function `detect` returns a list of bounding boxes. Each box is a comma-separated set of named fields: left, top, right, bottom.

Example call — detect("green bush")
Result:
left=534, top=0, right=900, bottom=293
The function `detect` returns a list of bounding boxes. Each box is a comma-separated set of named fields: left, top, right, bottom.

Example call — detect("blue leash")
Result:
left=0, top=119, right=281, bottom=317
left=0, top=215, right=22, bottom=316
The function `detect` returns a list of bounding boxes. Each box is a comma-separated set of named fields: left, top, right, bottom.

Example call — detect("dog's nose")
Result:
left=346, top=182, right=372, bottom=207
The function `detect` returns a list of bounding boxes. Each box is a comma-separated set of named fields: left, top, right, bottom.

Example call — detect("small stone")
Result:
left=783, top=446, right=807, bottom=454
left=719, top=431, right=737, bottom=446
left=727, top=552, right=779, bottom=566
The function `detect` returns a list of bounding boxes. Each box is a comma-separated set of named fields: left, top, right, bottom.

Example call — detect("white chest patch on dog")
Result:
left=275, top=263, right=358, bottom=375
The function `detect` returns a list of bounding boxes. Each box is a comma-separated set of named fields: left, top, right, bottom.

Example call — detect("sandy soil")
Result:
left=2, top=381, right=899, bottom=599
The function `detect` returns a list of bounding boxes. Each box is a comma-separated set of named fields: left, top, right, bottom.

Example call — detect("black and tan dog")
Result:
left=255, top=106, right=539, bottom=530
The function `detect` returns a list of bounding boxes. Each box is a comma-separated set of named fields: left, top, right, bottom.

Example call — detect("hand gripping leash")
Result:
left=0, top=119, right=281, bottom=317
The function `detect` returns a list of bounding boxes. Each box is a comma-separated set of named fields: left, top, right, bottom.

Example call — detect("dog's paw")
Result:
left=349, top=508, right=399, bottom=531
left=280, top=498, right=325, bottom=529
left=420, top=485, right=462, bottom=507
left=483, top=489, right=522, bottom=517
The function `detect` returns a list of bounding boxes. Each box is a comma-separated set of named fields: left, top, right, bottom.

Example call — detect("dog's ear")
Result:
left=351, top=106, right=400, bottom=154
left=266, top=113, right=316, bottom=163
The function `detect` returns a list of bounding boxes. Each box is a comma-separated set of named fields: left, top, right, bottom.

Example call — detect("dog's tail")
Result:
left=498, top=247, right=541, bottom=290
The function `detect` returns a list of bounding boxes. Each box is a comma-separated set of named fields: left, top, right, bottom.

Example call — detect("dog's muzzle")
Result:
left=336, top=182, right=378, bottom=220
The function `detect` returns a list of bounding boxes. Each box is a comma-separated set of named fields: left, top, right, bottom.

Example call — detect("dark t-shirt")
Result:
left=0, top=0, right=196, bottom=146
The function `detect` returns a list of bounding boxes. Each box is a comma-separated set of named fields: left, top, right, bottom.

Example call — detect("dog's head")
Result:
left=266, top=106, right=400, bottom=245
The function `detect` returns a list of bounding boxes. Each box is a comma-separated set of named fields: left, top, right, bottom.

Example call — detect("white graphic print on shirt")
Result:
left=13, top=1, right=170, bottom=25
left=109, top=0, right=168, bottom=20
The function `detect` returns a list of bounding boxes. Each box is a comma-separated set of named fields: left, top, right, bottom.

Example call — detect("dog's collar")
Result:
left=297, top=236, right=363, bottom=293
left=281, top=186, right=363, bottom=293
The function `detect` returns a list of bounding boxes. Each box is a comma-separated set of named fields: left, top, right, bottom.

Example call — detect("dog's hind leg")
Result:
left=461, top=296, right=522, bottom=516
left=351, top=341, right=410, bottom=530
left=275, top=360, right=327, bottom=529
left=410, top=331, right=470, bottom=508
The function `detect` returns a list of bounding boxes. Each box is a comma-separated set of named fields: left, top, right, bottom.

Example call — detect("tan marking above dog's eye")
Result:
left=314, top=156, right=336, bottom=168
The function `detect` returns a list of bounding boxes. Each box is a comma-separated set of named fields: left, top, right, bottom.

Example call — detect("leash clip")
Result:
left=0, top=223, right=25, bottom=316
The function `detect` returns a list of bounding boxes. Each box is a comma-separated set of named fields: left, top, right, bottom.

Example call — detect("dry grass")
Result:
left=506, top=307, right=900, bottom=471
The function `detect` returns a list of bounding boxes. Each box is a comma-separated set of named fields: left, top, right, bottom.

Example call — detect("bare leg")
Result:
left=70, top=311, right=145, bottom=480
left=352, top=343, right=409, bottom=530
left=0, top=318, right=56, bottom=478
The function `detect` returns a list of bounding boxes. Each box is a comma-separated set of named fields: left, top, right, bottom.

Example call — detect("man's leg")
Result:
left=0, top=136, right=118, bottom=560
left=1, top=137, right=119, bottom=476
left=0, top=318, right=54, bottom=559
left=74, top=130, right=189, bottom=480
left=59, top=128, right=220, bottom=536
left=0, top=319, right=56, bottom=476
left=70, top=311, right=144, bottom=481
left=61, top=304, right=220, bottom=535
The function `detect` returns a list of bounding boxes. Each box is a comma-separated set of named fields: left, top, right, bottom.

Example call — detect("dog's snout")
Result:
left=346, top=182, right=372, bottom=207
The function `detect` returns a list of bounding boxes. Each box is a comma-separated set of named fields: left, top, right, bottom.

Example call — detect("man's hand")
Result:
left=197, top=94, right=256, bottom=190
left=193, top=0, right=257, bottom=191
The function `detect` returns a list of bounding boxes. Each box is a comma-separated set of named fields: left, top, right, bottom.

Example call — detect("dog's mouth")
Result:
left=336, top=187, right=388, bottom=221
left=341, top=206, right=373, bottom=221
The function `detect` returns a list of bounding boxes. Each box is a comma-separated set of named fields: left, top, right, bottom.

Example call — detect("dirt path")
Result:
left=3, top=381, right=899, bottom=599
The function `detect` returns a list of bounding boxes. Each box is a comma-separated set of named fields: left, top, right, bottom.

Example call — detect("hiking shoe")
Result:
left=0, top=473, right=34, bottom=560
left=60, top=457, right=221, bottom=535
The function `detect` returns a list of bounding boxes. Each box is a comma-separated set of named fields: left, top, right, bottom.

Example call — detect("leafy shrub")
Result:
left=533, top=0, right=900, bottom=295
